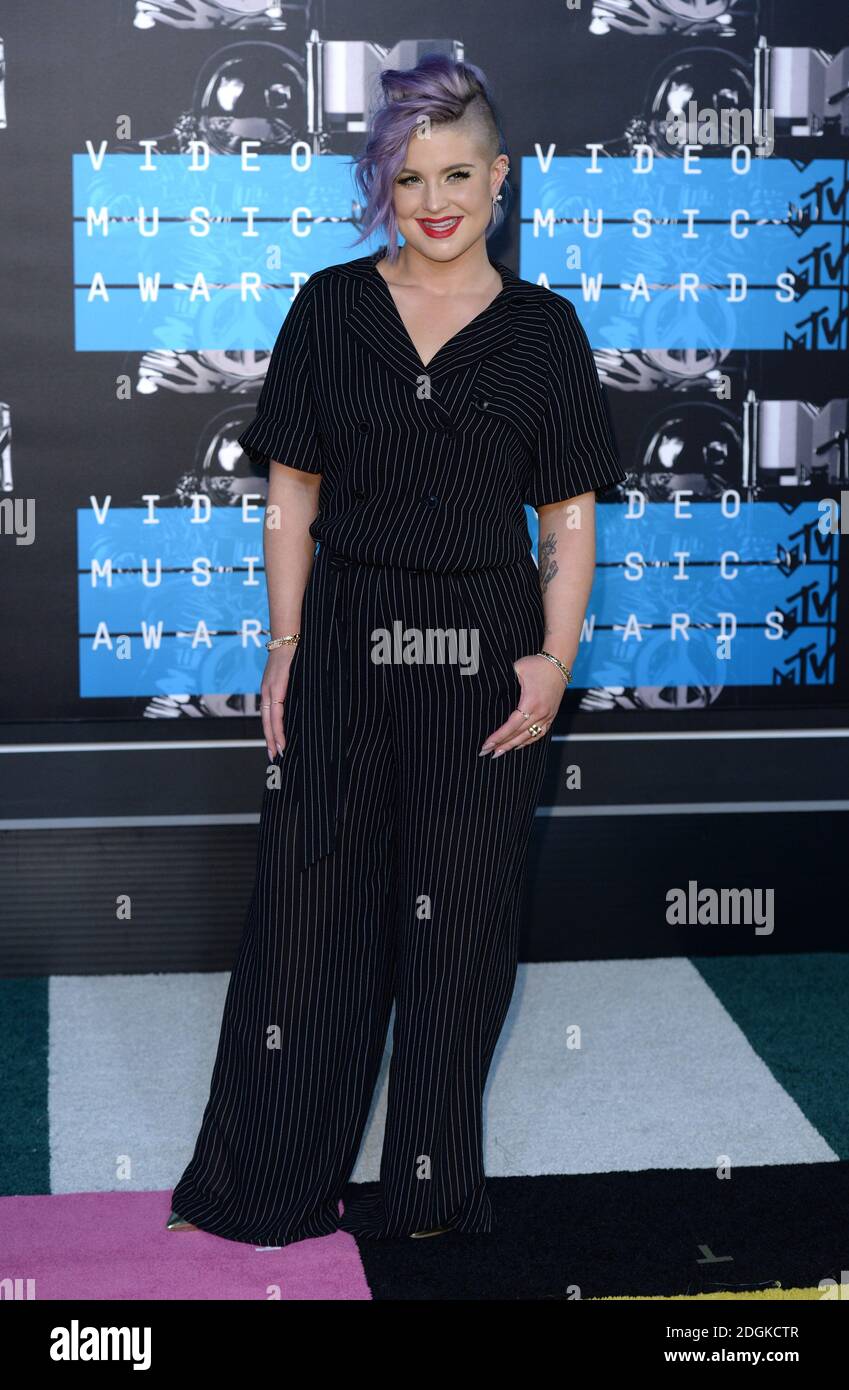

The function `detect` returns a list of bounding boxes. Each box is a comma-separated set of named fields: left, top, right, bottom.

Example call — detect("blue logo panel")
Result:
left=77, top=503, right=838, bottom=696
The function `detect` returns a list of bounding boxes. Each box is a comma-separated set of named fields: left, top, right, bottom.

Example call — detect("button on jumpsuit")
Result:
left=171, top=248, right=627, bottom=1244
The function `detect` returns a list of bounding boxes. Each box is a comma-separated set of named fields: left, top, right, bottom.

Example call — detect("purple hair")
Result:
left=348, top=53, right=512, bottom=262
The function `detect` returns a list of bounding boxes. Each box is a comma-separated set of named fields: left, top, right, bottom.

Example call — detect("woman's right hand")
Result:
left=261, top=646, right=298, bottom=760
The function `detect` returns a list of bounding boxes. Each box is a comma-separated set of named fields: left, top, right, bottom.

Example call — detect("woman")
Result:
left=168, top=54, right=626, bottom=1245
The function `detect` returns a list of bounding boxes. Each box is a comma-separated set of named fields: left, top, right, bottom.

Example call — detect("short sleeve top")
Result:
left=237, top=247, right=628, bottom=573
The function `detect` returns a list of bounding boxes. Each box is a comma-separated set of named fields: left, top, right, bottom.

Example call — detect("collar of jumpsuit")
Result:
left=338, top=247, right=545, bottom=393
left=269, top=249, right=552, bottom=875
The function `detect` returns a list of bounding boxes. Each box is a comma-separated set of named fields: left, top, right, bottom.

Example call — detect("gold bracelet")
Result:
left=265, top=632, right=300, bottom=652
left=537, top=649, right=572, bottom=685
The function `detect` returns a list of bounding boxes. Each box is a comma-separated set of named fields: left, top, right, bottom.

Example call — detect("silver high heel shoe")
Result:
left=165, top=1209, right=199, bottom=1231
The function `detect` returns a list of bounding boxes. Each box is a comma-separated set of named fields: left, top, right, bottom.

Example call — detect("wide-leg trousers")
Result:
left=171, top=543, right=552, bottom=1244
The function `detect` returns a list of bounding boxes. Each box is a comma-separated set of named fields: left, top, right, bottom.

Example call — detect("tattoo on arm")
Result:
left=539, top=529, right=559, bottom=596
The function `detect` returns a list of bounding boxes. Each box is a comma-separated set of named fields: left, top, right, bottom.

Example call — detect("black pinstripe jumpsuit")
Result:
left=171, top=247, right=627, bottom=1244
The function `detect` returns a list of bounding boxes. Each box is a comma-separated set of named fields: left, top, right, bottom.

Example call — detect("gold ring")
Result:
left=528, top=722, right=544, bottom=737
left=517, top=708, right=530, bottom=719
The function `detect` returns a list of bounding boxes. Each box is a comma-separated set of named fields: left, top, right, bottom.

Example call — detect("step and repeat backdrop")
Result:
left=2, top=0, right=848, bottom=727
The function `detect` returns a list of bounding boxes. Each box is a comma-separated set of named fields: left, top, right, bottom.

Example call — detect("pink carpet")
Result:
left=0, top=1192, right=371, bottom=1300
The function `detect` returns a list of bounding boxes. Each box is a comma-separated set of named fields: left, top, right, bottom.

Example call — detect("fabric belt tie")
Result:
left=294, top=545, right=356, bottom=873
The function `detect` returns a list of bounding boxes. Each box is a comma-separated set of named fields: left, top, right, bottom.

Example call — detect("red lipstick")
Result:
left=415, top=216, right=463, bottom=239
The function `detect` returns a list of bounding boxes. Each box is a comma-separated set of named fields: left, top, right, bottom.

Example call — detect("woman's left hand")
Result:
left=479, top=654, right=568, bottom=757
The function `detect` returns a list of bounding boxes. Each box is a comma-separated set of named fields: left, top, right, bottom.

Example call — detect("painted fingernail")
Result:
left=492, top=748, right=504, bottom=758
left=479, top=744, right=493, bottom=755
left=277, top=743, right=284, bottom=755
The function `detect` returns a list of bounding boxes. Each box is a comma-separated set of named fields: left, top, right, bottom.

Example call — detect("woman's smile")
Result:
left=415, top=215, right=464, bottom=238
